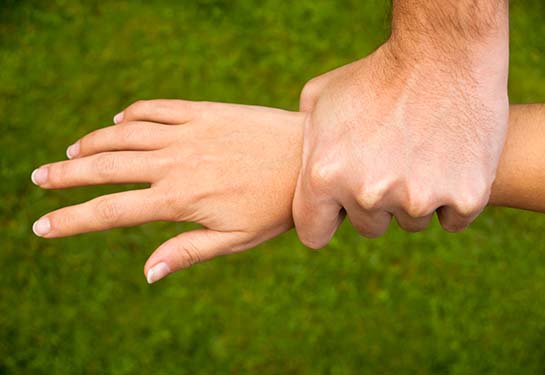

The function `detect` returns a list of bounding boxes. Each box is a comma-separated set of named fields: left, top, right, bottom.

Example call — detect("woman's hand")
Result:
left=31, top=100, right=304, bottom=283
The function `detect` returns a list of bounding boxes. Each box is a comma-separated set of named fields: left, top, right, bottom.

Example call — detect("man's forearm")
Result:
left=390, top=0, right=509, bottom=61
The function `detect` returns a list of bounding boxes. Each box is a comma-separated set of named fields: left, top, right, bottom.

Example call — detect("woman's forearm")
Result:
left=490, top=104, right=545, bottom=212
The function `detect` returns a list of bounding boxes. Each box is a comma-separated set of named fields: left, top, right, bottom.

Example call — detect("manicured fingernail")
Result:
left=32, top=217, right=51, bottom=237
left=146, top=262, right=171, bottom=284
left=66, top=141, right=80, bottom=159
left=31, top=167, right=48, bottom=185
left=113, top=112, right=124, bottom=124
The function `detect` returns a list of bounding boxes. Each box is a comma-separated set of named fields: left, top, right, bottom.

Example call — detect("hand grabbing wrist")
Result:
left=294, top=5, right=510, bottom=245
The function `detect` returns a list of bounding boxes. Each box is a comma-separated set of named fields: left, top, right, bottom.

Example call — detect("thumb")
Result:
left=144, top=229, right=245, bottom=284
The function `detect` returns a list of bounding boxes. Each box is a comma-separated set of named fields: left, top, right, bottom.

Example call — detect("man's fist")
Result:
left=293, top=37, right=509, bottom=248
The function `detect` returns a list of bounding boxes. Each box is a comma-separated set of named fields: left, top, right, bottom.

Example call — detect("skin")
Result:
left=31, top=101, right=545, bottom=283
left=293, top=0, right=510, bottom=248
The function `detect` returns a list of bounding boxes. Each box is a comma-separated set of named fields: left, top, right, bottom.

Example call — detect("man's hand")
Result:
left=293, top=1, right=510, bottom=248
left=31, top=100, right=304, bottom=283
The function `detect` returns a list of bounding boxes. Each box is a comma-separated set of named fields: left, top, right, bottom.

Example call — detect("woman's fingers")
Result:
left=144, top=229, right=248, bottom=284
left=68, top=122, right=177, bottom=159
left=32, top=188, right=171, bottom=238
left=115, top=99, right=200, bottom=125
left=32, top=151, right=166, bottom=189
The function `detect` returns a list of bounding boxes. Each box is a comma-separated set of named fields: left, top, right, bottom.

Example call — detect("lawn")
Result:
left=1, top=1, right=545, bottom=373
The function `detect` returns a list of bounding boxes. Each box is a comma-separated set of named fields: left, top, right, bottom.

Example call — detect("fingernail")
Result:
left=113, top=112, right=124, bottom=124
left=32, top=217, right=51, bottom=237
left=146, top=262, right=171, bottom=284
left=66, top=141, right=80, bottom=159
left=31, top=167, right=48, bottom=185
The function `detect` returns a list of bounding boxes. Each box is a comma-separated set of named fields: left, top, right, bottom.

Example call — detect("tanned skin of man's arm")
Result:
left=389, top=0, right=509, bottom=71
left=490, top=104, right=545, bottom=212
left=391, top=0, right=509, bottom=42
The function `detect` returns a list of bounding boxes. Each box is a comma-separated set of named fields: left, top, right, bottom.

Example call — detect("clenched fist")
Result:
left=294, top=21, right=509, bottom=247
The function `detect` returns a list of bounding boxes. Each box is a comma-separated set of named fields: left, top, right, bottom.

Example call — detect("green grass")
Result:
left=1, top=1, right=545, bottom=373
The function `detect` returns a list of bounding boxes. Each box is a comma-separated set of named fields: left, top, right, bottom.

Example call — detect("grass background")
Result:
left=1, top=0, right=545, bottom=373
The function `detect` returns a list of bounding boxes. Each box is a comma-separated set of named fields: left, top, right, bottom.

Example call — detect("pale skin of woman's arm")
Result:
left=30, top=102, right=545, bottom=283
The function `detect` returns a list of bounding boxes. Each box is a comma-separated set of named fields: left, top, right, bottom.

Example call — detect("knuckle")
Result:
left=405, top=191, right=434, bottom=218
left=95, top=197, right=121, bottom=224
left=454, top=180, right=491, bottom=217
left=93, top=155, right=117, bottom=178
left=355, top=184, right=387, bottom=211
left=455, top=192, right=487, bottom=218
left=176, top=241, right=202, bottom=268
left=308, top=161, right=339, bottom=191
